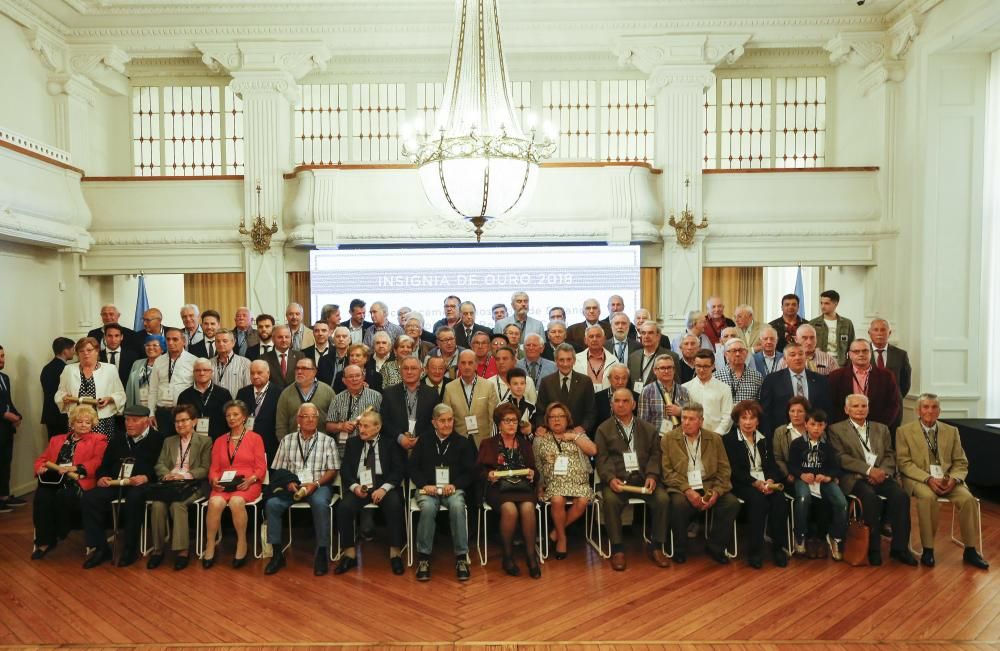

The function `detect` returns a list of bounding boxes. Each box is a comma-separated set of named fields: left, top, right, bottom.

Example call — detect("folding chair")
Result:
left=475, top=500, right=544, bottom=566
left=196, top=495, right=263, bottom=559
left=937, top=496, right=984, bottom=553
left=405, top=481, right=470, bottom=566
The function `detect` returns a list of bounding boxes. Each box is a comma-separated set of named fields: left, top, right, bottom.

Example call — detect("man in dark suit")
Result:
left=595, top=365, right=638, bottom=426
left=535, top=343, right=596, bottom=435
left=301, top=321, right=333, bottom=369
left=751, top=326, right=783, bottom=376
left=187, top=310, right=222, bottom=360
left=628, top=322, right=679, bottom=390
left=759, top=342, right=832, bottom=436
left=767, top=294, right=804, bottom=353
left=88, top=304, right=142, bottom=355
left=335, top=410, right=407, bottom=575
left=382, top=356, right=439, bottom=451
left=40, top=337, right=75, bottom=438
left=828, top=338, right=901, bottom=428
left=176, top=359, right=233, bottom=440
left=244, top=313, right=276, bottom=360
left=260, top=325, right=303, bottom=388
left=454, top=301, right=492, bottom=349
left=606, top=312, right=641, bottom=364
left=341, top=298, right=373, bottom=344
left=235, top=360, right=281, bottom=462
left=868, top=318, right=911, bottom=422
left=599, top=295, right=639, bottom=342
left=232, top=307, right=259, bottom=357
left=0, top=345, right=24, bottom=512
left=542, top=320, right=569, bottom=361
left=99, top=323, right=139, bottom=388
left=566, top=298, right=604, bottom=352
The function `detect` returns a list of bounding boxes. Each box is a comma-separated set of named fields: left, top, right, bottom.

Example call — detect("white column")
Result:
left=47, top=74, right=98, bottom=171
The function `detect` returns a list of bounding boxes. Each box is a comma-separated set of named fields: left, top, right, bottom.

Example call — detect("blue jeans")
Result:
left=415, top=490, right=468, bottom=556
left=794, top=479, right=847, bottom=541
left=265, top=485, right=332, bottom=551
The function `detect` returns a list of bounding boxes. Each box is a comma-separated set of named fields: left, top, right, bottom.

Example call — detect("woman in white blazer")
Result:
left=55, top=337, right=126, bottom=441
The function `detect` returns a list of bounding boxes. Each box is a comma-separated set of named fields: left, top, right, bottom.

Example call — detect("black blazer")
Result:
left=341, top=435, right=405, bottom=489
left=235, top=382, right=281, bottom=461
left=89, top=324, right=144, bottom=356
left=407, top=432, right=477, bottom=491
left=381, top=383, right=439, bottom=441
left=333, top=360, right=382, bottom=393
left=176, top=384, right=233, bottom=440
left=187, top=339, right=217, bottom=360
left=534, top=370, right=596, bottom=434
left=317, top=352, right=347, bottom=386
left=260, top=349, right=304, bottom=387
left=100, top=347, right=139, bottom=387
left=341, top=318, right=373, bottom=332
left=96, top=428, right=164, bottom=481
left=0, top=371, right=20, bottom=437
left=39, top=357, right=68, bottom=434
left=454, top=323, right=492, bottom=349
left=594, top=387, right=638, bottom=426
left=723, top=429, right=781, bottom=488
left=759, top=369, right=832, bottom=437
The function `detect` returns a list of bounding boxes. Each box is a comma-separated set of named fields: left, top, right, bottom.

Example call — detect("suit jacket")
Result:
left=288, top=325, right=315, bottom=351
left=759, top=368, right=832, bottom=437
left=566, top=320, right=605, bottom=352
left=516, top=356, right=557, bottom=387
left=0, top=371, right=20, bottom=436
left=896, top=420, right=969, bottom=491
left=39, top=358, right=67, bottom=433
left=231, top=327, right=259, bottom=357
left=408, top=432, right=477, bottom=491
left=722, top=429, right=781, bottom=489
left=317, top=352, right=348, bottom=386
left=767, top=316, right=804, bottom=353
left=828, top=419, right=896, bottom=495
left=301, top=344, right=333, bottom=370
left=661, top=428, right=732, bottom=495
left=245, top=341, right=277, bottom=360
left=828, top=365, right=900, bottom=427
left=809, top=315, right=855, bottom=364
left=100, top=347, right=140, bottom=388
left=454, top=323, right=492, bottom=349
left=442, top=376, right=499, bottom=446
left=599, top=316, right=638, bottom=341
left=89, top=324, right=144, bottom=356
left=176, top=384, right=233, bottom=440
left=187, top=339, right=216, bottom=360
left=627, top=347, right=679, bottom=387
left=594, top=416, right=660, bottom=485
left=494, top=315, right=544, bottom=338
left=261, top=348, right=304, bottom=387
left=341, top=434, right=405, bottom=490
left=154, top=433, right=213, bottom=491
left=875, top=344, right=912, bottom=399
left=381, top=383, right=440, bottom=441
left=605, top=338, right=641, bottom=364
left=752, top=351, right=784, bottom=377
left=96, top=428, right=164, bottom=482
left=737, top=321, right=762, bottom=352
left=235, top=382, right=281, bottom=460
left=534, top=371, right=596, bottom=434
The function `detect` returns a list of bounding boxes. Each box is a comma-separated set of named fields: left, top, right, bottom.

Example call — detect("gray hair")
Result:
left=432, top=403, right=454, bottom=419
left=735, top=304, right=754, bottom=317
left=603, top=363, right=630, bottom=384
left=193, top=357, right=212, bottom=370
left=685, top=310, right=702, bottom=329
left=610, top=312, right=630, bottom=325
left=845, top=393, right=869, bottom=407
left=405, top=312, right=425, bottom=327
left=371, top=301, right=388, bottom=313
left=510, top=291, right=529, bottom=303
left=724, top=338, right=748, bottom=352
left=682, top=402, right=705, bottom=416
left=554, top=343, right=576, bottom=357
left=181, top=304, right=200, bottom=315
left=585, top=324, right=605, bottom=337
left=916, top=392, right=940, bottom=407
left=796, top=323, right=817, bottom=338
left=547, top=319, right=567, bottom=331
left=297, top=402, right=319, bottom=417
left=524, top=332, right=544, bottom=345
left=272, top=324, right=291, bottom=337
left=653, top=353, right=675, bottom=367
left=759, top=325, right=778, bottom=338
left=373, top=330, right=392, bottom=345
left=332, top=326, right=350, bottom=338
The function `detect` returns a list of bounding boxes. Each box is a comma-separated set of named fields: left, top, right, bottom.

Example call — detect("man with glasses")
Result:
left=276, top=357, right=335, bottom=443
left=681, top=350, right=733, bottom=435
left=429, top=327, right=462, bottom=378
left=517, top=333, right=556, bottom=387
left=432, top=295, right=463, bottom=334
left=639, top=354, right=691, bottom=435
left=629, top=322, right=678, bottom=391
left=176, top=359, right=232, bottom=441
left=759, top=342, right=832, bottom=436
left=714, top=339, right=763, bottom=403
left=828, top=338, right=901, bottom=427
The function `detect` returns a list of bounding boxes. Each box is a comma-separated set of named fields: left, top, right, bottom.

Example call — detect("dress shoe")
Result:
left=333, top=556, right=357, bottom=575
left=672, top=551, right=687, bottom=564
left=146, top=553, right=164, bottom=570
left=232, top=555, right=248, bottom=569
left=265, top=550, right=286, bottom=575
left=526, top=556, right=541, bottom=579
left=610, top=552, right=627, bottom=571
left=964, top=548, right=990, bottom=570
left=868, top=550, right=882, bottom=566
left=774, top=550, right=788, bottom=568
left=455, top=559, right=471, bottom=581
left=202, top=555, right=215, bottom=569
left=827, top=535, right=843, bottom=562
left=174, top=554, right=190, bottom=571
left=648, top=547, right=670, bottom=568
left=5, top=495, right=26, bottom=507
left=890, top=549, right=918, bottom=566
left=83, top=545, right=111, bottom=569
left=390, top=556, right=405, bottom=575
left=920, top=549, right=935, bottom=567
left=554, top=550, right=568, bottom=561
left=747, top=555, right=763, bottom=570
left=502, top=555, right=520, bottom=576
left=706, top=546, right=729, bottom=565
left=416, top=559, right=431, bottom=581
left=117, top=550, right=139, bottom=568
left=314, top=549, right=328, bottom=576
left=31, top=545, right=51, bottom=560
left=0, top=502, right=13, bottom=513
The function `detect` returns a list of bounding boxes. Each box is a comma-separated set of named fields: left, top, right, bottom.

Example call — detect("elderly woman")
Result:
left=533, top=402, right=595, bottom=560
left=203, top=400, right=266, bottom=568
left=55, top=337, right=126, bottom=441
left=404, top=315, right=435, bottom=361
left=673, top=311, right=713, bottom=354
left=477, top=403, right=541, bottom=578
left=379, top=335, right=415, bottom=389
left=371, top=331, right=393, bottom=374
left=723, top=399, right=790, bottom=569
left=772, top=396, right=811, bottom=486
left=125, top=334, right=165, bottom=410
left=334, top=343, right=383, bottom=393
left=31, top=404, right=108, bottom=559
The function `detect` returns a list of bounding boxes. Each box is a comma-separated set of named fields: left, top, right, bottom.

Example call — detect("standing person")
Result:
left=40, top=338, right=75, bottom=438
left=147, top=328, right=196, bottom=436
left=734, top=304, right=761, bottom=352
left=210, top=330, right=251, bottom=398
left=245, top=314, right=276, bottom=359
left=768, top=294, right=804, bottom=353
left=176, top=359, right=233, bottom=441
left=124, top=335, right=164, bottom=411
left=0, top=345, right=25, bottom=511
left=809, top=290, right=855, bottom=365
left=751, top=326, right=783, bottom=376
left=494, top=292, right=544, bottom=338
left=235, top=360, right=281, bottom=462
left=55, top=337, right=126, bottom=442
left=703, top=297, right=736, bottom=347
left=179, top=304, right=203, bottom=349
left=285, top=302, right=315, bottom=351
left=261, top=325, right=303, bottom=388
left=828, top=339, right=901, bottom=427
left=232, top=306, right=259, bottom=357
left=682, top=350, right=733, bottom=435
left=442, top=350, right=499, bottom=446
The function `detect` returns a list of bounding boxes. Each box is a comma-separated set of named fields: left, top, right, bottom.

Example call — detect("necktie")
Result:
left=466, top=328, right=472, bottom=342
left=794, top=374, right=805, bottom=397
left=109, top=351, right=117, bottom=367
left=364, top=441, right=375, bottom=469
left=529, top=362, right=538, bottom=384
left=561, top=376, right=570, bottom=400
left=616, top=342, right=625, bottom=362
left=876, top=349, right=886, bottom=370
left=207, top=341, right=215, bottom=358
left=280, top=353, right=287, bottom=376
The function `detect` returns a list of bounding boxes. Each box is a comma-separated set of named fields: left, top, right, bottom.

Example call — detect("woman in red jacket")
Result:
left=32, top=404, right=108, bottom=559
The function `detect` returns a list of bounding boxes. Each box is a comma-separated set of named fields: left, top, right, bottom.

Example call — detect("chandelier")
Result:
left=404, top=0, right=555, bottom=242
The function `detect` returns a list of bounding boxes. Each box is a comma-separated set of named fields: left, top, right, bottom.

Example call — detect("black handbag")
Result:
left=146, top=479, right=199, bottom=503
left=219, top=475, right=245, bottom=493
left=498, top=473, right=533, bottom=494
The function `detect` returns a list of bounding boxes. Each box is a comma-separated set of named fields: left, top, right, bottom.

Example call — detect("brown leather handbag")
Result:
left=843, top=498, right=870, bottom=566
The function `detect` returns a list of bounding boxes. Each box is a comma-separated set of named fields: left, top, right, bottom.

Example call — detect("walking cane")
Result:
left=109, top=457, right=136, bottom=565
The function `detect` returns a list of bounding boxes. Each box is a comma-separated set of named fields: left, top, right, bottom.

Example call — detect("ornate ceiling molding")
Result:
left=23, top=26, right=64, bottom=71
left=47, top=72, right=99, bottom=106
left=196, top=40, right=331, bottom=79
left=616, top=34, right=750, bottom=93
left=825, top=31, right=886, bottom=67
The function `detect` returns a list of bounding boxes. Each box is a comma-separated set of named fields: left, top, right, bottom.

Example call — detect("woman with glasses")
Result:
left=125, top=334, right=165, bottom=410
left=55, top=337, right=126, bottom=442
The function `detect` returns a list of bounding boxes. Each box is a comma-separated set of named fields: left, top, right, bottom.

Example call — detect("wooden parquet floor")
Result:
left=2, top=493, right=999, bottom=651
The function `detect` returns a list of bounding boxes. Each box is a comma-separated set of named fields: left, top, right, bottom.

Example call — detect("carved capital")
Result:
left=616, top=34, right=750, bottom=74
left=859, top=59, right=905, bottom=96
left=647, top=66, right=717, bottom=95
left=196, top=40, right=331, bottom=80
left=824, top=32, right=886, bottom=68
left=888, top=13, right=921, bottom=60
left=23, top=26, right=63, bottom=72
left=229, top=71, right=299, bottom=104
left=67, top=45, right=131, bottom=96
left=46, top=73, right=99, bottom=106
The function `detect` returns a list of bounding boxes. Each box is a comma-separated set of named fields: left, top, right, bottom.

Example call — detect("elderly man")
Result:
left=567, top=298, right=603, bottom=352
left=188, top=310, right=221, bottom=359
left=285, top=302, right=315, bottom=351
left=682, top=350, right=733, bottom=435
left=662, top=403, right=741, bottom=564
left=809, top=290, right=855, bottom=365
left=596, top=388, right=671, bottom=570
left=364, top=301, right=404, bottom=347
left=599, top=295, right=638, bottom=341
left=235, top=360, right=281, bottom=461
left=606, top=312, right=640, bottom=364
left=264, top=403, right=340, bottom=576
left=342, top=298, right=372, bottom=345
left=575, top=325, right=613, bottom=392
left=548, top=306, right=566, bottom=322
left=634, top=309, right=671, bottom=350
left=428, top=326, right=461, bottom=377
left=431, top=295, right=462, bottom=334
left=409, top=403, right=477, bottom=581
left=676, top=334, right=700, bottom=384
left=87, top=304, right=140, bottom=355
left=494, top=291, right=544, bottom=338
left=210, top=330, right=251, bottom=398
left=828, top=394, right=916, bottom=566
left=442, top=350, right=499, bottom=445
left=469, top=331, right=497, bottom=379
left=869, top=318, right=911, bottom=428
left=176, top=359, right=232, bottom=440
left=768, top=294, right=804, bottom=353
left=490, top=346, right=537, bottom=406
left=715, top=339, right=764, bottom=403
left=148, top=328, right=197, bottom=436
left=232, top=307, right=259, bottom=357
left=276, top=357, right=335, bottom=443
left=734, top=304, right=761, bottom=352
left=261, top=325, right=303, bottom=388
left=543, top=320, right=569, bottom=361
left=704, top=297, right=736, bottom=347
left=751, top=326, right=783, bottom=376
left=896, top=394, right=988, bottom=569
left=317, top=325, right=351, bottom=387
left=517, top=332, right=556, bottom=387
left=382, top=356, right=439, bottom=450
left=535, top=343, right=597, bottom=435
left=491, top=303, right=508, bottom=323
left=325, top=364, right=382, bottom=456
left=828, top=339, right=901, bottom=427
left=759, top=342, right=833, bottom=436
left=179, top=304, right=203, bottom=349
left=423, top=356, right=450, bottom=402
left=777, top=324, right=839, bottom=375
left=454, top=301, right=491, bottom=349
left=302, top=321, right=332, bottom=367
left=595, top=364, right=637, bottom=426
left=320, top=303, right=341, bottom=332
left=140, top=308, right=166, bottom=339
left=81, top=404, right=164, bottom=568
left=638, top=354, right=690, bottom=435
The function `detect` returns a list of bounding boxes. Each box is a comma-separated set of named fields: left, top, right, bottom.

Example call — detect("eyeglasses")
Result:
left=174, top=417, right=192, bottom=424
left=500, top=418, right=520, bottom=424
left=694, top=364, right=713, bottom=370
left=295, top=366, right=315, bottom=371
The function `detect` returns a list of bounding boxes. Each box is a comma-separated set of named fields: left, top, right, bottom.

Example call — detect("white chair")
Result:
left=938, top=496, right=984, bottom=553
left=475, top=500, right=544, bottom=566
left=707, top=496, right=743, bottom=559
left=587, top=474, right=653, bottom=559
left=141, top=496, right=205, bottom=557
left=280, top=492, right=340, bottom=555
left=196, top=495, right=263, bottom=559
left=405, top=481, right=470, bottom=567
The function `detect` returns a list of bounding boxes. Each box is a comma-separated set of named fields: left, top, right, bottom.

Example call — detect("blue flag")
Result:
left=134, top=275, right=150, bottom=332
left=794, top=266, right=805, bottom=319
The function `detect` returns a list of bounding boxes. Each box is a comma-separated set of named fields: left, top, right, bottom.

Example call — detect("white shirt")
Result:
left=574, top=349, right=611, bottom=391
left=211, top=354, right=251, bottom=398
left=682, top=376, right=733, bottom=434
left=824, top=318, right=839, bottom=353
left=488, top=374, right=537, bottom=405
left=147, top=350, right=197, bottom=409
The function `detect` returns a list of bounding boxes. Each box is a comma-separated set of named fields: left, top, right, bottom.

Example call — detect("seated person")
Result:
left=533, top=402, right=595, bottom=560
left=264, top=403, right=340, bottom=576
left=788, top=408, right=847, bottom=559
left=897, top=393, right=988, bottom=569
left=722, top=400, right=789, bottom=569
left=477, top=403, right=541, bottom=578
left=335, top=411, right=407, bottom=575
left=203, top=400, right=267, bottom=568
left=828, top=393, right=916, bottom=566
left=595, top=388, right=671, bottom=571
left=81, top=404, right=164, bottom=569
left=148, top=403, right=212, bottom=570
left=662, top=403, right=741, bottom=564
left=31, top=405, right=108, bottom=560
left=772, top=396, right=811, bottom=487
left=408, top=404, right=478, bottom=582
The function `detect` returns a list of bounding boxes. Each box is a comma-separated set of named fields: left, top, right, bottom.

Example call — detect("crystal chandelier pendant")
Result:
left=404, top=0, right=555, bottom=242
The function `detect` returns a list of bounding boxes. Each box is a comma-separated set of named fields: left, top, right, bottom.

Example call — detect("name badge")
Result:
left=196, top=417, right=210, bottom=434
left=809, top=481, right=822, bottom=498
left=554, top=454, right=570, bottom=476
left=359, top=468, right=374, bottom=488
left=219, top=470, right=237, bottom=483
left=750, top=469, right=765, bottom=482
left=687, top=469, right=703, bottom=490
left=864, top=450, right=877, bottom=467
left=660, top=418, right=672, bottom=434
left=464, top=415, right=479, bottom=434
left=157, top=384, right=173, bottom=402
left=408, top=418, right=417, bottom=435
left=435, top=466, right=450, bottom=487
left=245, top=416, right=255, bottom=431
left=120, top=462, right=134, bottom=479
left=929, top=464, right=945, bottom=479
left=299, top=469, right=314, bottom=484
left=633, top=381, right=644, bottom=394
left=138, top=386, right=150, bottom=403
left=623, top=452, right=639, bottom=473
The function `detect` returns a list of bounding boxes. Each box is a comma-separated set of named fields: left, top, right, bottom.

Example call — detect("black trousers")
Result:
left=337, top=489, right=404, bottom=549
left=155, top=407, right=176, bottom=437
left=850, top=478, right=911, bottom=552
left=33, top=483, right=82, bottom=546
left=81, top=484, right=150, bottom=552
left=0, top=429, right=12, bottom=496
left=731, top=484, right=790, bottom=557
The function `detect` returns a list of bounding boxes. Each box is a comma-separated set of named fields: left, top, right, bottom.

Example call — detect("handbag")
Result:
left=498, top=473, right=533, bottom=495
left=146, top=479, right=199, bottom=503
left=219, top=475, right=245, bottom=493
left=843, top=498, right=870, bottom=566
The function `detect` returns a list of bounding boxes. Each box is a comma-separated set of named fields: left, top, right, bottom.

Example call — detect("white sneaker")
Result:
left=794, top=536, right=806, bottom=555
left=827, top=535, right=842, bottom=561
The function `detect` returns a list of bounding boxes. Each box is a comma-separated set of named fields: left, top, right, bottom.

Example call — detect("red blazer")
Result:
left=33, top=433, right=108, bottom=491
left=828, top=365, right=901, bottom=427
